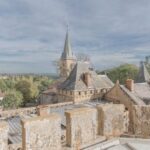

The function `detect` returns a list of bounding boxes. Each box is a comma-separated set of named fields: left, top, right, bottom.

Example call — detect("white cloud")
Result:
left=0, top=0, right=150, bottom=73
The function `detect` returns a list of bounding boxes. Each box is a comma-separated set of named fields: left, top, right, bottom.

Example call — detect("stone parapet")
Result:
left=0, top=121, right=8, bottom=150
left=65, top=107, right=97, bottom=148
left=97, top=104, right=129, bottom=138
left=133, top=105, right=150, bottom=137
left=0, top=101, right=73, bottom=118
left=21, top=113, right=61, bottom=150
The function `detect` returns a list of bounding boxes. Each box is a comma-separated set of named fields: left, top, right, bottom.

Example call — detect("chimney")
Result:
left=37, top=105, right=49, bottom=117
left=83, top=72, right=92, bottom=87
left=125, top=79, right=134, bottom=92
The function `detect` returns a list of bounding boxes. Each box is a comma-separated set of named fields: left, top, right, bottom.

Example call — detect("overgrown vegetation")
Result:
left=0, top=75, right=53, bottom=109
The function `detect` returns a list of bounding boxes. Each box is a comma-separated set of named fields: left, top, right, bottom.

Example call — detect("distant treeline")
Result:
left=0, top=75, right=54, bottom=109
left=97, top=63, right=150, bottom=84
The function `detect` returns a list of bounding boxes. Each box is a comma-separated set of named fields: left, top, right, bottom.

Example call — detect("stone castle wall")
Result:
left=0, top=121, right=8, bottom=150
left=21, top=114, right=61, bottom=150
left=0, top=101, right=73, bottom=118
left=133, top=105, right=150, bottom=137
left=65, top=107, right=97, bottom=148
left=97, top=104, right=129, bottom=137
left=105, top=83, right=138, bottom=132
left=6, top=103, right=150, bottom=149
left=58, top=88, right=109, bottom=103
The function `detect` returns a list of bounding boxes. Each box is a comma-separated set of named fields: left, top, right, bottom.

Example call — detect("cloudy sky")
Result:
left=0, top=0, right=150, bottom=73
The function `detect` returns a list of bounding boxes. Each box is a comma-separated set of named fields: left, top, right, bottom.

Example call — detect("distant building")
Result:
left=39, top=31, right=114, bottom=104
left=58, top=61, right=114, bottom=103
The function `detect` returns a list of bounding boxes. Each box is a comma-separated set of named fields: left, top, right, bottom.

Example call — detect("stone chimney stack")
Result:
left=126, top=79, right=134, bottom=92
left=83, top=72, right=92, bottom=87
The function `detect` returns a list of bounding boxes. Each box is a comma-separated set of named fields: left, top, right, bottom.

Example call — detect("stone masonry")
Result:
left=97, top=104, right=129, bottom=138
left=21, top=114, right=61, bottom=150
left=133, top=105, right=150, bottom=137
left=0, top=121, right=8, bottom=150
left=65, top=107, right=97, bottom=148
left=36, top=105, right=49, bottom=117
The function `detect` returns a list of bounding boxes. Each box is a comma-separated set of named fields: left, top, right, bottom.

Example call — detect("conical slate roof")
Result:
left=61, top=31, right=74, bottom=60
left=136, top=61, right=150, bottom=83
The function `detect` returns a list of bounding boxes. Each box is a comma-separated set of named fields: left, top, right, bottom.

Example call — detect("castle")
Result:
left=0, top=32, right=150, bottom=150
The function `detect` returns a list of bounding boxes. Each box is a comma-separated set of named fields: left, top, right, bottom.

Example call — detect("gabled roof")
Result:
left=136, top=61, right=150, bottom=83
left=58, top=61, right=114, bottom=90
left=105, top=81, right=145, bottom=105
left=61, top=30, right=74, bottom=60
left=134, top=82, right=150, bottom=104
left=120, top=85, right=145, bottom=105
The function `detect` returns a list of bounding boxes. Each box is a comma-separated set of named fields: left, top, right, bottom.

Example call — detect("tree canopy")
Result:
left=97, top=64, right=139, bottom=84
left=1, top=90, right=23, bottom=109
left=0, top=75, right=54, bottom=109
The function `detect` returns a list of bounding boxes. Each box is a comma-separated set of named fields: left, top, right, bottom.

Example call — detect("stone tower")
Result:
left=59, top=30, right=76, bottom=79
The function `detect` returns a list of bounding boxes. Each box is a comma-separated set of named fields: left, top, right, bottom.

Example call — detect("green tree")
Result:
left=1, top=90, right=23, bottom=109
left=0, top=79, right=7, bottom=92
left=38, top=79, right=53, bottom=92
left=15, top=80, right=39, bottom=104
left=97, top=64, right=139, bottom=84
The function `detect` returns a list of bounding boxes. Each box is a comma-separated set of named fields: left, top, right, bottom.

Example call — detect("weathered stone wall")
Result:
left=0, top=121, right=8, bottom=150
left=0, top=101, right=73, bottom=118
left=133, top=105, right=150, bottom=137
left=0, top=107, right=36, bottom=118
left=97, top=104, right=129, bottom=138
left=65, top=107, right=97, bottom=148
left=8, top=143, right=21, bottom=150
left=37, top=105, right=50, bottom=117
left=58, top=88, right=108, bottom=103
left=21, top=114, right=61, bottom=150
left=105, top=82, right=141, bottom=132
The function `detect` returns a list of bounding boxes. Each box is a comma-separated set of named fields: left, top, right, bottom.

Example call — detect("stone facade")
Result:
left=59, top=59, right=76, bottom=79
left=58, top=88, right=107, bottom=103
left=97, top=104, right=129, bottom=138
left=21, top=114, right=61, bottom=150
left=133, top=105, right=150, bottom=137
left=105, top=81, right=144, bottom=132
left=65, top=107, right=97, bottom=148
left=0, top=121, right=8, bottom=150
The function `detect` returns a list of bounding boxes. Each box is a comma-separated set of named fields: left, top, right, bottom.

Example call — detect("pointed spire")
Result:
left=61, top=27, right=74, bottom=60
left=136, top=61, right=150, bottom=83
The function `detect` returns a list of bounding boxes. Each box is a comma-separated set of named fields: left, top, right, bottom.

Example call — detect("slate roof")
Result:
left=58, top=61, right=114, bottom=90
left=133, top=82, right=150, bottom=104
left=136, top=61, right=150, bottom=83
left=61, top=30, right=75, bottom=60
left=120, top=85, right=145, bottom=105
